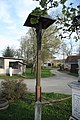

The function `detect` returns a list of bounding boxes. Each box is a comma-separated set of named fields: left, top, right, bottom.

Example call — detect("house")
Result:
left=0, top=57, right=26, bottom=75
left=52, top=59, right=64, bottom=67
left=42, top=62, right=53, bottom=68
left=41, top=59, right=64, bottom=68
left=64, top=55, right=80, bottom=73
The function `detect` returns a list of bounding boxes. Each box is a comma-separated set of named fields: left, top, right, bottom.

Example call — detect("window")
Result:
left=48, top=63, right=51, bottom=66
left=0, top=59, right=4, bottom=68
left=9, top=62, right=18, bottom=69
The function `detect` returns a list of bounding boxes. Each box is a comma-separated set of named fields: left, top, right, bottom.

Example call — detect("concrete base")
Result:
left=34, top=101, right=42, bottom=120
left=68, top=81, right=80, bottom=120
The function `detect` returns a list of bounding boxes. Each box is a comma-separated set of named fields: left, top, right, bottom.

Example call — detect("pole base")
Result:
left=35, top=101, right=42, bottom=120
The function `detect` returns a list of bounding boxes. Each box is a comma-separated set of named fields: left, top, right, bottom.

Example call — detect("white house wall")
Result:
left=0, top=69, right=5, bottom=74
left=64, top=63, right=71, bottom=70
left=0, top=58, right=25, bottom=75
left=12, top=69, right=22, bottom=75
left=4, top=59, right=23, bottom=75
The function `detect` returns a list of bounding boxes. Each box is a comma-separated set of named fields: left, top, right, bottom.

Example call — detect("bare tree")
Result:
left=19, top=26, right=61, bottom=74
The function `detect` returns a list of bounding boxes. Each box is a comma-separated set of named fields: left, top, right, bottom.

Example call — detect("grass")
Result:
left=68, top=72, right=79, bottom=77
left=0, top=93, right=72, bottom=120
left=23, top=68, right=36, bottom=79
left=0, top=68, right=55, bottom=79
left=41, top=68, right=54, bottom=78
left=0, top=74, right=24, bottom=79
left=23, top=68, right=55, bottom=79
left=59, top=69, right=79, bottom=77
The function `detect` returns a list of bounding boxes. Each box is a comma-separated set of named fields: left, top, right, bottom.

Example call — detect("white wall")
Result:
left=64, top=63, right=71, bottom=70
left=78, top=59, right=80, bottom=80
left=0, top=69, right=5, bottom=74
left=0, top=58, right=23, bottom=75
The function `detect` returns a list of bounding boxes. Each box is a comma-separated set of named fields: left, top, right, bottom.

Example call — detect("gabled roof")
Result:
left=17, top=61, right=27, bottom=65
left=65, top=55, right=80, bottom=63
left=0, top=57, right=24, bottom=61
left=53, top=59, right=64, bottom=62
left=9, top=61, right=27, bottom=65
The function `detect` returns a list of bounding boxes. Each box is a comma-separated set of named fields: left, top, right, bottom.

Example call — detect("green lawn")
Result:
left=0, top=74, right=24, bottom=79
left=23, top=68, right=55, bottom=79
left=68, top=72, right=79, bottom=77
left=59, top=70, right=79, bottom=77
left=0, top=93, right=72, bottom=120
left=0, top=68, right=55, bottom=79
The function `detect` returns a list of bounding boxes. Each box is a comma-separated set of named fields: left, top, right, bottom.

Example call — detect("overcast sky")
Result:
left=0, top=0, right=39, bottom=56
left=0, top=0, right=80, bottom=58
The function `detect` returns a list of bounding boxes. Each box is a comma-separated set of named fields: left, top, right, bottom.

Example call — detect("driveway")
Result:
left=24, top=69, right=78, bottom=95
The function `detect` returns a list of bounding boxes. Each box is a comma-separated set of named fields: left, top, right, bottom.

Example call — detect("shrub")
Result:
left=26, top=63, right=33, bottom=68
left=1, top=79, right=27, bottom=101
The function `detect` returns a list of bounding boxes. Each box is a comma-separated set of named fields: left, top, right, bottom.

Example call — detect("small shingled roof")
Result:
left=24, top=13, right=56, bottom=29
left=65, top=55, right=80, bottom=63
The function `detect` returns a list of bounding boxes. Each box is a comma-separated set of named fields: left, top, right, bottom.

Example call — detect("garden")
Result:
left=0, top=75, right=72, bottom=120
left=0, top=68, right=55, bottom=79
left=0, top=92, right=71, bottom=120
left=23, top=68, right=55, bottom=79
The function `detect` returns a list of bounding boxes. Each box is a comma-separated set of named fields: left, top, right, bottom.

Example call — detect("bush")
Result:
left=26, top=63, right=33, bottom=68
left=1, top=79, right=27, bottom=101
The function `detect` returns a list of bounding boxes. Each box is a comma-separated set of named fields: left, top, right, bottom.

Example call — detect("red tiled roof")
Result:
left=65, top=55, right=80, bottom=63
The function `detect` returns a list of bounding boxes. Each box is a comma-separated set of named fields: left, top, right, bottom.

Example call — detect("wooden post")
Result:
left=35, top=22, right=42, bottom=102
left=35, top=22, right=42, bottom=120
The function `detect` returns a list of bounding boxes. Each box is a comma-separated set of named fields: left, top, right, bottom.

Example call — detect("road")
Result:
left=24, top=69, right=78, bottom=95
